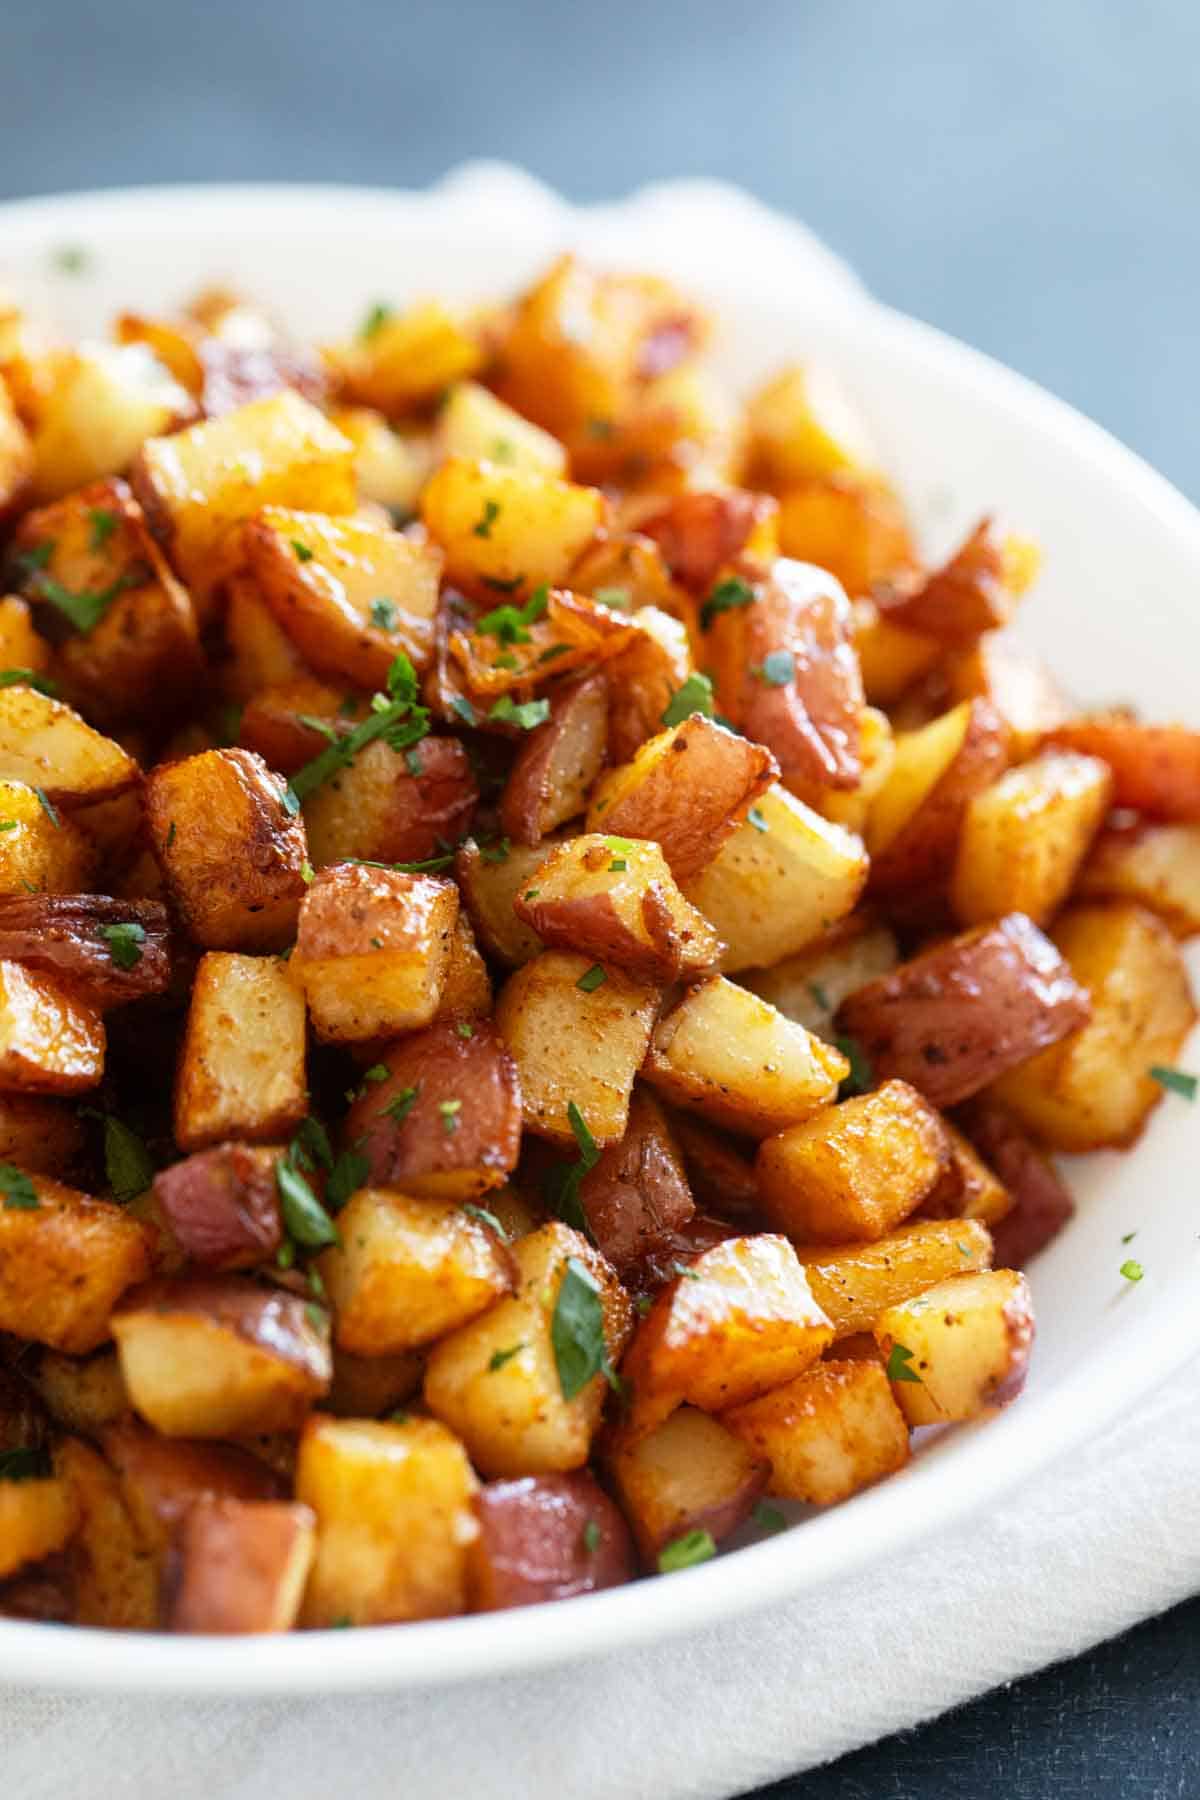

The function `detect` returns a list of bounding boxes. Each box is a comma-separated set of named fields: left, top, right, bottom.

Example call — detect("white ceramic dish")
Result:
left=0, top=168, right=1196, bottom=1696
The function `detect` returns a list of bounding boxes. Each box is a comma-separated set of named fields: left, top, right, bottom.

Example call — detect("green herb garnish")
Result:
left=97, top=921, right=145, bottom=970
left=462, top=1203, right=508, bottom=1240
left=661, top=673, right=714, bottom=727
left=487, top=1343, right=525, bottom=1372
left=657, top=1530, right=716, bottom=1573
left=886, top=1343, right=922, bottom=1383
left=835, top=1033, right=873, bottom=1098
left=756, top=650, right=795, bottom=686
left=34, top=787, right=60, bottom=829
left=550, top=1255, right=621, bottom=1401
left=1120, top=1259, right=1144, bottom=1283
left=87, top=507, right=118, bottom=551
left=0, top=1165, right=39, bottom=1210
left=577, top=964, right=607, bottom=993
left=544, top=1101, right=601, bottom=1236
left=380, top=1086, right=418, bottom=1125
left=472, top=499, right=501, bottom=539
left=285, top=655, right=429, bottom=810
left=369, top=596, right=397, bottom=630
left=476, top=585, right=549, bottom=645
left=488, top=694, right=550, bottom=731
left=100, top=1116, right=154, bottom=1204
left=360, top=302, right=394, bottom=341
left=700, top=575, right=755, bottom=631
left=0, top=1447, right=52, bottom=1482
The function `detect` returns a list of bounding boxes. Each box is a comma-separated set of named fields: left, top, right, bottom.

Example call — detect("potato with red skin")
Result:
left=604, top=1405, right=768, bottom=1565
left=101, top=1415, right=284, bottom=1557
left=916, top=1120, right=1013, bottom=1230
left=621, top=1211, right=743, bottom=1300
left=875, top=1268, right=1035, bottom=1425
left=959, top=1103, right=1074, bottom=1266
left=1076, top=819, right=1200, bottom=938
left=639, top=489, right=776, bottom=592
left=0, top=1172, right=149, bottom=1352
left=575, top=1087, right=695, bottom=1276
left=468, top=1471, right=635, bottom=1609
left=834, top=913, right=1092, bottom=1109
left=455, top=836, right=553, bottom=969
left=345, top=1019, right=522, bottom=1201
left=152, top=1143, right=284, bottom=1269
left=167, top=1497, right=316, bottom=1634
left=0, top=895, right=171, bottom=1009
left=449, top=589, right=635, bottom=699
left=1044, top=713, right=1200, bottom=820
left=498, top=674, right=608, bottom=847
left=723, top=1359, right=910, bottom=1506
left=668, top=1112, right=762, bottom=1225
left=303, top=734, right=478, bottom=872
left=604, top=606, right=693, bottom=765
left=875, top=517, right=1021, bottom=647
left=237, top=677, right=358, bottom=774
left=867, top=698, right=1011, bottom=898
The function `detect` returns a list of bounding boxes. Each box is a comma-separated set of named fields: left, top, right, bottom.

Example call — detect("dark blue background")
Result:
left=2, top=2, right=1197, bottom=1790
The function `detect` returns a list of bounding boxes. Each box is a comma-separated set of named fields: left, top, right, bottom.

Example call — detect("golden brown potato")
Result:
left=668, top=1112, right=762, bottom=1225
left=1075, top=820, right=1200, bottom=938
left=468, top=1470, right=634, bottom=1608
left=498, top=675, right=609, bottom=846
left=604, top=1405, right=767, bottom=1564
left=0, top=894, right=171, bottom=1010
left=603, top=605, right=694, bottom=765
left=326, top=1346, right=424, bottom=1418
left=643, top=976, right=847, bottom=1138
left=0, top=596, right=48, bottom=673
left=22, top=1346, right=129, bottom=1435
left=152, top=1143, right=284, bottom=1269
left=811, top=705, right=895, bottom=836
left=26, top=342, right=194, bottom=504
left=495, top=949, right=661, bottom=1147
left=0, top=1468, right=78, bottom=1579
left=332, top=300, right=483, bottom=415
left=167, top=1497, right=316, bottom=1634
left=421, top=457, right=606, bottom=599
left=852, top=597, right=941, bottom=707
left=874, top=518, right=1036, bottom=647
left=0, top=375, right=33, bottom=517
left=586, top=714, right=778, bottom=884
left=739, top=914, right=898, bottom=1037
left=0, top=778, right=98, bottom=896
left=56, top=1435, right=158, bottom=1628
left=797, top=1218, right=994, bottom=1338
left=0, top=684, right=139, bottom=807
left=835, top=914, right=1092, bottom=1108
left=112, top=1276, right=330, bottom=1437
left=757, top=1081, right=950, bottom=1244
left=960, top=1103, right=1074, bottom=1266
left=236, top=675, right=359, bottom=775
left=100, top=1415, right=282, bottom=1557
left=0, top=1090, right=88, bottom=1180
left=867, top=699, right=1010, bottom=897
left=776, top=474, right=917, bottom=597
left=724, top=1359, right=909, bottom=1504
left=989, top=903, right=1198, bottom=1149
left=438, top=380, right=567, bottom=477
left=455, top=835, right=555, bottom=968
left=917, top=1121, right=1013, bottom=1230
left=945, top=635, right=1069, bottom=758
left=875, top=1267, right=1034, bottom=1425
left=575, top=1086, right=695, bottom=1274
left=743, top=362, right=880, bottom=489
left=950, top=750, right=1112, bottom=926
left=302, top=734, right=477, bottom=871
left=446, top=587, right=635, bottom=702
left=290, top=863, right=458, bottom=1043
left=434, top=911, right=493, bottom=1023
left=174, top=953, right=308, bottom=1150
left=639, top=489, right=776, bottom=594
left=0, top=959, right=105, bottom=1094
left=0, top=1171, right=150, bottom=1352
left=224, top=574, right=314, bottom=699
left=1044, top=713, right=1200, bottom=820
left=328, top=405, right=430, bottom=513
left=145, top=748, right=308, bottom=952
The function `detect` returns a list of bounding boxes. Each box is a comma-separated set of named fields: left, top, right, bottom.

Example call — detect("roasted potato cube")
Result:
left=28, top=342, right=193, bottom=503
left=1076, top=820, right=1200, bottom=938
left=875, top=1267, right=1034, bottom=1424
left=643, top=976, right=847, bottom=1138
left=175, top=953, right=307, bottom=1150
left=951, top=750, right=1112, bottom=926
left=344, top=1018, right=521, bottom=1200
left=0, top=1089, right=88, bottom=1179
left=776, top=474, right=917, bottom=597
left=100, top=1415, right=283, bottom=1556
left=740, top=914, right=898, bottom=1037
left=835, top=914, right=1093, bottom=1108
left=302, top=733, right=477, bottom=871
left=326, top=1346, right=424, bottom=1418
left=515, top=833, right=720, bottom=981
left=918, top=1121, right=1013, bottom=1230
left=112, top=1275, right=331, bottom=1437
left=874, top=518, right=1036, bottom=647
left=333, top=300, right=482, bottom=414
left=320, top=1188, right=515, bottom=1355
left=167, top=1497, right=316, bottom=1634
left=498, top=675, right=609, bottom=847
left=990, top=903, right=1198, bottom=1149
left=0, top=778, right=98, bottom=895
left=724, top=1359, right=909, bottom=1504
left=946, top=635, right=1069, bottom=759
left=0, top=894, right=171, bottom=1010
left=852, top=597, right=940, bottom=706
left=797, top=1218, right=993, bottom=1338
left=639, top=489, right=777, bottom=593
left=0, top=1171, right=149, bottom=1352
left=131, top=390, right=356, bottom=608
left=0, top=1467, right=78, bottom=1579
left=329, top=405, right=430, bottom=513
left=439, top=380, right=567, bottom=477
left=424, top=1222, right=633, bottom=1477
left=0, top=959, right=105, bottom=1094
left=867, top=699, right=1010, bottom=896
left=421, top=457, right=606, bottom=598
left=604, top=605, right=693, bottom=765
left=575, top=1086, right=695, bottom=1274
left=290, top=863, right=458, bottom=1043
left=960, top=1103, right=1074, bottom=1266
left=669, top=1112, right=762, bottom=1225
left=0, top=684, right=139, bottom=807
left=1044, top=713, right=1200, bottom=820
left=495, top=949, right=660, bottom=1146
left=145, top=748, right=308, bottom=951
left=454, top=835, right=555, bottom=968
left=604, top=1405, right=767, bottom=1564
left=682, top=784, right=867, bottom=973
left=55, top=1435, right=157, bottom=1627
left=152, top=1143, right=284, bottom=1269
left=757, top=1081, right=950, bottom=1244
left=224, top=573, right=313, bottom=699
left=434, top=911, right=493, bottom=1023
left=22, top=1345, right=129, bottom=1435
left=0, top=376, right=33, bottom=516
left=447, top=586, right=635, bottom=701
left=468, top=1470, right=634, bottom=1609
left=743, top=362, right=880, bottom=487
left=623, top=1234, right=833, bottom=1434
left=812, top=705, right=895, bottom=836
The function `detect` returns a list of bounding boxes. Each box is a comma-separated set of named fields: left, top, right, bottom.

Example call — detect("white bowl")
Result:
left=0, top=169, right=1197, bottom=1696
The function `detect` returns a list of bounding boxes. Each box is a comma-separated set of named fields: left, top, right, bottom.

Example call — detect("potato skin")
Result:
left=1045, top=713, right=1200, bottom=820
left=959, top=1103, right=1074, bottom=1267
left=603, top=1405, right=767, bottom=1564
left=867, top=698, right=1010, bottom=898
left=577, top=1087, right=695, bottom=1275
left=0, top=1172, right=150, bottom=1353
left=499, top=674, right=608, bottom=847
left=875, top=517, right=1016, bottom=647
left=0, top=959, right=106, bottom=1095
left=468, top=1471, right=634, bottom=1609
left=639, top=489, right=775, bottom=592
left=166, top=1497, right=316, bottom=1634
left=303, top=733, right=478, bottom=870
left=100, top=1415, right=284, bottom=1556
left=0, top=894, right=171, bottom=1009
left=152, top=1143, right=284, bottom=1269
left=724, top=1359, right=909, bottom=1505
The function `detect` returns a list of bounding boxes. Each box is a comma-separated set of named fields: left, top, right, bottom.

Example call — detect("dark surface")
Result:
left=0, top=3, right=1197, bottom=1792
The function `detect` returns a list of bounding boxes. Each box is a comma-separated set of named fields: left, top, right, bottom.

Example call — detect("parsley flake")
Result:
left=476, top=585, right=549, bottom=644
left=326, top=1149, right=369, bottom=1212
left=591, top=586, right=631, bottom=611
left=0, top=667, right=58, bottom=698
left=658, top=1529, right=716, bottom=1574
left=1120, top=1259, right=1144, bottom=1283
left=360, top=301, right=394, bottom=340
left=439, top=1098, right=462, bottom=1134
left=0, top=1446, right=51, bottom=1482
left=661, top=673, right=714, bottom=727
left=488, top=694, right=550, bottom=731
left=550, top=1255, right=620, bottom=1401
left=285, top=654, right=429, bottom=810
left=756, top=650, right=795, bottom=686
left=1149, top=1065, right=1197, bottom=1101
left=753, top=1501, right=788, bottom=1536
left=609, top=859, right=627, bottom=872
left=543, top=1101, right=601, bottom=1236
left=582, top=1519, right=601, bottom=1554
left=449, top=695, right=478, bottom=727
left=462, top=1203, right=508, bottom=1240
left=455, top=1020, right=474, bottom=1039
left=700, top=575, right=755, bottom=631
left=87, top=507, right=118, bottom=551
left=835, top=1034, right=873, bottom=1098
left=472, top=499, right=501, bottom=539
left=34, top=787, right=60, bottom=829
left=99, top=1116, right=154, bottom=1203
left=746, top=806, right=768, bottom=833
left=0, top=1164, right=39, bottom=1209
left=369, top=596, right=397, bottom=630
left=276, top=1157, right=339, bottom=1251
left=34, top=569, right=143, bottom=634
left=487, top=1343, right=525, bottom=1372
left=479, top=837, right=511, bottom=864
left=97, top=920, right=145, bottom=969
left=577, top=964, right=607, bottom=993
left=380, top=1086, right=418, bottom=1125
left=886, top=1343, right=922, bottom=1383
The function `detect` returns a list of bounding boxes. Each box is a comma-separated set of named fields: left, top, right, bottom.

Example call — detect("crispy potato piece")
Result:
left=238, top=676, right=362, bottom=775
left=0, top=1090, right=87, bottom=1179
left=797, top=1218, right=994, bottom=1338
left=643, top=976, right=847, bottom=1138
left=152, top=1143, right=284, bottom=1270
left=575, top=1087, right=695, bottom=1275
left=0, top=960, right=105, bottom=1095
left=682, top=784, right=867, bottom=973
left=605, top=1405, right=767, bottom=1564
left=297, top=1414, right=479, bottom=1627
left=434, top=912, right=492, bottom=1023
left=852, top=597, right=941, bottom=706
left=0, top=1471, right=78, bottom=1579
left=743, top=363, right=879, bottom=487
left=0, top=595, right=48, bottom=672
left=303, top=733, right=477, bottom=870
left=421, top=457, right=606, bottom=599
left=0, top=894, right=170, bottom=1009
left=499, top=675, right=609, bottom=846
left=320, top=1188, right=515, bottom=1355
left=27, top=342, right=193, bottom=503
left=332, top=300, right=482, bottom=414
left=959, top=1103, right=1073, bottom=1266
left=639, top=490, right=776, bottom=593
left=757, top=1081, right=950, bottom=1244
left=740, top=914, right=898, bottom=1037
left=0, top=376, right=33, bottom=516
left=1076, top=820, right=1200, bottom=938
left=867, top=699, right=1010, bottom=896
left=455, top=836, right=554, bottom=968
left=424, top=1222, right=633, bottom=1477
left=0, top=684, right=139, bottom=807
left=724, top=1359, right=909, bottom=1504
left=776, top=474, right=917, bottom=596
left=175, top=953, right=307, bottom=1151
left=668, top=1112, right=762, bottom=1225
left=0, top=778, right=98, bottom=895
left=56, top=1435, right=158, bottom=1628
left=448, top=588, right=635, bottom=700
left=0, top=1556, right=75, bottom=1623
left=115, top=310, right=205, bottom=393
left=243, top=506, right=442, bottom=685
left=131, top=390, right=356, bottom=610
left=439, top=380, right=567, bottom=477
left=571, top=532, right=685, bottom=615
left=167, top=1497, right=316, bottom=1634
left=917, top=1121, right=1013, bottom=1230
left=0, top=1171, right=149, bottom=1351
left=951, top=750, right=1112, bottom=927
left=112, top=1275, right=331, bottom=1437
left=469, top=1470, right=633, bottom=1608
left=587, top=714, right=777, bottom=884
left=22, top=1346, right=129, bottom=1435
left=145, top=748, right=308, bottom=951
left=495, top=950, right=660, bottom=1146
left=604, top=606, right=693, bottom=765
left=290, top=863, right=458, bottom=1043
left=623, top=1234, right=832, bottom=1434
left=945, top=633, right=1069, bottom=759
left=875, top=519, right=1035, bottom=647
left=100, top=1415, right=282, bottom=1556
left=1044, top=713, right=1200, bottom=820
left=329, top=406, right=430, bottom=513
left=515, top=833, right=721, bottom=981
left=875, top=1267, right=1034, bottom=1425
left=811, top=705, right=895, bottom=836
left=327, top=1346, right=424, bottom=1418
left=835, top=914, right=1092, bottom=1108
left=196, top=338, right=328, bottom=420
left=224, top=574, right=313, bottom=699
left=344, top=1019, right=521, bottom=1200
left=990, top=903, right=1198, bottom=1149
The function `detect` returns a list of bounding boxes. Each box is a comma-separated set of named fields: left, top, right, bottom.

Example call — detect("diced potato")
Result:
left=100, top=1415, right=282, bottom=1557
left=297, top=1414, right=479, bottom=1627
left=744, top=362, right=878, bottom=486
left=951, top=750, right=1112, bottom=926
left=776, top=474, right=917, bottom=597
left=0, top=684, right=139, bottom=807
left=962, top=1103, right=1074, bottom=1266
left=669, top=1112, right=762, bottom=1224
left=682, top=784, right=867, bottom=973
left=740, top=914, right=898, bottom=1037
left=0, top=1469, right=77, bottom=1584
left=238, top=675, right=353, bottom=777
left=946, top=635, right=1069, bottom=758
left=302, top=733, right=477, bottom=871
left=811, top=706, right=895, bottom=837
left=587, top=714, right=777, bottom=885
left=495, top=949, right=660, bottom=1146
left=0, top=959, right=105, bottom=1094
left=115, top=310, right=205, bottom=393
left=56, top=1435, right=157, bottom=1628
left=0, top=1090, right=85, bottom=1186
left=22, top=1346, right=129, bottom=1434
left=152, top=1142, right=284, bottom=1269
left=0, top=778, right=98, bottom=895
left=332, top=300, right=482, bottom=414
left=639, top=489, right=777, bottom=593
left=0, top=1171, right=150, bottom=1352
left=424, top=1222, right=633, bottom=1477
left=724, top=1359, right=909, bottom=1504
left=622, top=1234, right=833, bottom=1434
left=130, top=390, right=356, bottom=609
left=29, top=342, right=193, bottom=502
left=797, top=1218, right=994, bottom=1338
left=1044, top=713, right=1200, bottom=821
left=434, top=912, right=492, bottom=1022
left=852, top=597, right=940, bottom=706
left=874, top=519, right=1036, bottom=647
left=420, top=457, right=606, bottom=598
left=112, top=1275, right=331, bottom=1437
left=875, top=1267, right=1034, bottom=1425
left=326, top=1347, right=424, bottom=1418
left=757, top=1081, right=950, bottom=1243
left=455, top=836, right=556, bottom=968
left=1076, top=820, right=1200, bottom=938
left=168, top=1497, right=316, bottom=1634
left=468, top=1470, right=634, bottom=1608
left=498, top=675, right=609, bottom=847
left=175, top=953, right=308, bottom=1150
left=447, top=588, right=635, bottom=701
left=0, top=595, right=49, bottom=672
left=290, top=863, right=458, bottom=1043
left=990, top=903, right=1198, bottom=1149
left=605, top=1405, right=767, bottom=1564
left=224, top=574, right=313, bottom=699
left=867, top=699, right=1010, bottom=896
left=918, top=1121, right=1013, bottom=1230
left=0, top=376, right=33, bottom=516
left=577, top=1086, right=695, bottom=1275
left=439, top=380, right=567, bottom=476
left=0, top=893, right=171, bottom=1011
left=643, top=976, right=847, bottom=1137
left=329, top=405, right=430, bottom=513
left=604, top=605, right=693, bottom=764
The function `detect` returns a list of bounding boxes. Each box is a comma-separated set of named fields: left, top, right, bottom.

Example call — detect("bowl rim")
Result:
left=1, top=178, right=1199, bottom=1696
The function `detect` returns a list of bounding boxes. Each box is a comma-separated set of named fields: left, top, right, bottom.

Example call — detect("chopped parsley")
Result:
left=671, top=1260, right=701, bottom=1281
left=369, top=596, right=397, bottom=630
left=746, top=806, right=768, bottom=833
left=634, top=1294, right=653, bottom=1316
left=33, top=787, right=60, bottom=829
left=404, top=746, right=424, bottom=776
left=362, top=1065, right=389, bottom=1086
left=472, top=499, right=501, bottom=539
left=753, top=1502, right=788, bottom=1536
left=661, top=672, right=714, bottom=727
left=699, top=575, right=755, bottom=631
left=455, top=1020, right=474, bottom=1039
left=300, top=859, right=315, bottom=885
left=582, top=1518, right=602, bottom=1554
left=0, top=667, right=58, bottom=697
left=0, top=822, right=15, bottom=833
left=379, top=1086, right=418, bottom=1125
left=88, top=507, right=118, bottom=551
left=550, top=1255, right=622, bottom=1401
left=1120, top=1230, right=1138, bottom=1245
left=886, top=1343, right=922, bottom=1383
left=99, top=1116, right=154, bottom=1204
left=609, top=859, right=627, bottom=872
left=479, top=837, right=511, bottom=864
left=462, top=1203, right=508, bottom=1240
left=97, top=920, right=145, bottom=970
left=285, top=655, right=429, bottom=811
left=304, top=1301, right=326, bottom=1332
left=577, top=964, right=607, bottom=993
left=276, top=1154, right=339, bottom=1251
left=0, top=1164, right=39, bottom=1210
left=360, top=301, right=394, bottom=340
left=325, top=1149, right=369, bottom=1212
left=523, top=888, right=540, bottom=901
left=835, top=1033, right=873, bottom=1098
left=0, top=1447, right=51, bottom=1482
left=438, top=1098, right=462, bottom=1134
left=51, top=245, right=90, bottom=275
left=488, top=694, right=550, bottom=731
left=449, top=695, right=478, bottom=727
left=592, top=586, right=631, bottom=611
left=543, top=1100, right=601, bottom=1236
left=476, top=585, right=549, bottom=644
left=657, top=1530, right=716, bottom=1574
left=755, top=650, right=795, bottom=686
left=32, top=568, right=143, bottom=634
left=1148, top=1064, right=1196, bottom=1101
left=1119, top=1259, right=1144, bottom=1283
left=487, top=1343, right=525, bottom=1372
left=808, top=981, right=831, bottom=1011
left=166, top=820, right=177, bottom=848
